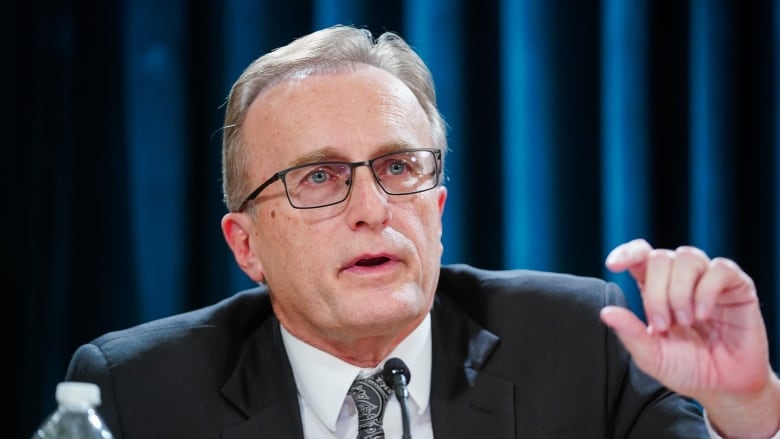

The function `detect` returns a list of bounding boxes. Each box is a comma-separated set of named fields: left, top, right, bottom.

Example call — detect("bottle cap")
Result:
left=55, top=381, right=101, bottom=407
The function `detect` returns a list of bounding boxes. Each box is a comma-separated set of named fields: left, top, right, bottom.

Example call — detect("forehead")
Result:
left=242, top=66, right=432, bottom=166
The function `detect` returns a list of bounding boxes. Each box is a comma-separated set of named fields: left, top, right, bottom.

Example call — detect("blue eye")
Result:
left=308, top=169, right=330, bottom=184
left=293, top=163, right=350, bottom=187
left=388, top=161, right=406, bottom=175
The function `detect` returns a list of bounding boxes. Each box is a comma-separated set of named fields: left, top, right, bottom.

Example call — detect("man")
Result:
left=65, top=24, right=779, bottom=438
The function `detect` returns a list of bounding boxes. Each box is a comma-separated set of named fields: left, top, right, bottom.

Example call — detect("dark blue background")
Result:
left=9, top=1, right=778, bottom=437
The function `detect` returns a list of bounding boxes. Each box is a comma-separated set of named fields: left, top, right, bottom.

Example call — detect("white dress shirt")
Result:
left=281, top=315, right=434, bottom=438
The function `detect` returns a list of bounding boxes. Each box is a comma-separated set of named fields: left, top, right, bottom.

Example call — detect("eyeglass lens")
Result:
left=283, top=149, right=438, bottom=208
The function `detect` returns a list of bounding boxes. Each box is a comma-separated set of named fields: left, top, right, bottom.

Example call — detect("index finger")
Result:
left=605, top=238, right=653, bottom=283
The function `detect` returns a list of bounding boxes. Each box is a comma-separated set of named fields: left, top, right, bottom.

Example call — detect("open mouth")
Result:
left=354, top=256, right=391, bottom=267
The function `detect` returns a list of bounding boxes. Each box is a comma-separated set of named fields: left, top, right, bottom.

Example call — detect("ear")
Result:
left=437, top=185, right=447, bottom=215
left=221, top=212, right=265, bottom=283
left=436, top=186, right=448, bottom=252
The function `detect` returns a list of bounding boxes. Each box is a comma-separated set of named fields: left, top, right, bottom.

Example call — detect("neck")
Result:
left=282, top=316, right=425, bottom=368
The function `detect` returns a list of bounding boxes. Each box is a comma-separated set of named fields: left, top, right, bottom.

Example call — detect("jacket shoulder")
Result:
left=438, top=263, right=625, bottom=310
left=88, top=286, right=273, bottom=360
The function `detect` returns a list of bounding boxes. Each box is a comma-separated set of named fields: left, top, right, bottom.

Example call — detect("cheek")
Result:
left=415, top=195, right=444, bottom=231
left=255, top=208, right=304, bottom=259
left=398, top=201, right=443, bottom=252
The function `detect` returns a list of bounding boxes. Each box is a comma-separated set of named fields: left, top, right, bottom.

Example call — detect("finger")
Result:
left=600, top=306, right=660, bottom=373
left=605, top=239, right=653, bottom=292
left=694, top=257, right=756, bottom=321
left=605, top=238, right=652, bottom=273
left=667, top=246, right=709, bottom=326
left=643, top=249, right=675, bottom=332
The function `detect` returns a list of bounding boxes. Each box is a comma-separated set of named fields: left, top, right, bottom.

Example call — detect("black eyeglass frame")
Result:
left=236, top=148, right=442, bottom=212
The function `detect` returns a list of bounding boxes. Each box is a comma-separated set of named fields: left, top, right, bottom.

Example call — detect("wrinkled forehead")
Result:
left=242, top=66, right=433, bottom=166
left=251, top=63, right=418, bottom=115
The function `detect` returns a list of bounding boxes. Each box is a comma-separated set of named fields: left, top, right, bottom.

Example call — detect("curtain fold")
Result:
left=12, top=1, right=777, bottom=436
left=125, top=0, right=188, bottom=322
left=601, top=0, right=649, bottom=317
left=689, top=0, right=734, bottom=254
left=501, top=0, right=557, bottom=271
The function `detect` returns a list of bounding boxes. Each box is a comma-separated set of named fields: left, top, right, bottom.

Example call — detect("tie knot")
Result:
left=348, top=372, right=393, bottom=439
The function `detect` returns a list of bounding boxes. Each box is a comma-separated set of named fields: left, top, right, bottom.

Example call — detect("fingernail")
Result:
left=652, top=313, right=669, bottom=331
left=695, top=303, right=708, bottom=320
left=605, top=247, right=622, bottom=265
left=675, top=310, right=692, bottom=326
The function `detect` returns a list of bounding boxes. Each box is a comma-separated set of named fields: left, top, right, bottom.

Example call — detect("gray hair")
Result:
left=221, top=24, right=448, bottom=212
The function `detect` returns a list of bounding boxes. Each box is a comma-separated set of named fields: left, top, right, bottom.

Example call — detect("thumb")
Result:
left=600, top=306, right=660, bottom=374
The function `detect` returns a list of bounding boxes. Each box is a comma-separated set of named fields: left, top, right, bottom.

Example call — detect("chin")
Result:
left=355, top=306, right=424, bottom=330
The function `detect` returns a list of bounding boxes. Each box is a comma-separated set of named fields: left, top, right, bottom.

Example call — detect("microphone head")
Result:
left=383, top=357, right=411, bottom=385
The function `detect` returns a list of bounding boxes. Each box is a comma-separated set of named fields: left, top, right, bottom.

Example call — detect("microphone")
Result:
left=383, top=357, right=412, bottom=439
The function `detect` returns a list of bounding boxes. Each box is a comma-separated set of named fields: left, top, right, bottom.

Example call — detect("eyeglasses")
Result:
left=236, top=148, right=442, bottom=211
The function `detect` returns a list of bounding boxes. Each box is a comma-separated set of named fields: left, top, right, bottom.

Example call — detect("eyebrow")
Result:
left=288, top=142, right=418, bottom=167
left=289, top=147, right=343, bottom=167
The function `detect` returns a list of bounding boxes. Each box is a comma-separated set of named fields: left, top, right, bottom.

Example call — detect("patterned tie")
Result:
left=348, top=371, right=393, bottom=439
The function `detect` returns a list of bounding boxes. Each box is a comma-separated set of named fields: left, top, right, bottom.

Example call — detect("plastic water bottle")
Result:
left=32, top=381, right=114, bottom=438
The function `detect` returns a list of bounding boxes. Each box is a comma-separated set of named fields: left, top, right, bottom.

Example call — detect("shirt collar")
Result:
left=281, top=314, right=432, bottom=432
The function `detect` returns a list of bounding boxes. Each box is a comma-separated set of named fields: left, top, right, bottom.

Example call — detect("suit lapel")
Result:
left=220, top=317, right=305, bottom=439
left=430, top=295, right=516, bottom=438
left=216, top=289, right=516, bottom=438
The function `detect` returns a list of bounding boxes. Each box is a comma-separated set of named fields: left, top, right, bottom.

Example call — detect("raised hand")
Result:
left=600, top=238, right=780, bottom=438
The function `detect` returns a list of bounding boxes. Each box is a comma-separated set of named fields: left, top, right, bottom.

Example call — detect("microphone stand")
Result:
left=393, top=373, right=411, bottom=439
left=383, top=357, right=412, bottom=439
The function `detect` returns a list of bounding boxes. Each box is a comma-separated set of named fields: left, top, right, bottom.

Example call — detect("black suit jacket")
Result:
left=65, top=264, right=708, bottom=438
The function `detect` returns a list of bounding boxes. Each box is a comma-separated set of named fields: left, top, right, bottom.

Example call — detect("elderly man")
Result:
left=66, top=25, right=779, bottom=438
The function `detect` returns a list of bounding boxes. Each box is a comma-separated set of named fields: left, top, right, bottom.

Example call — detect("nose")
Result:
left=344, top=165, right=391, bottom=230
